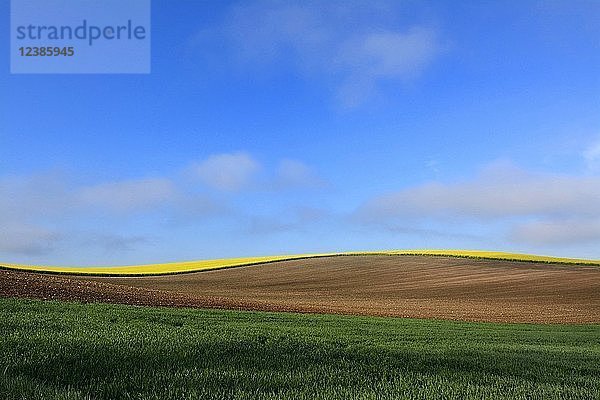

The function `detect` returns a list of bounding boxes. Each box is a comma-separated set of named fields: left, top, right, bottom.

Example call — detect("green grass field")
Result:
left=1, top=298, right=598, bottom=399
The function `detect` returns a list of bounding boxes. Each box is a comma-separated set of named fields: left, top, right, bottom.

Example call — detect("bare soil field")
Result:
left=3, top=255, right=600, bottom=323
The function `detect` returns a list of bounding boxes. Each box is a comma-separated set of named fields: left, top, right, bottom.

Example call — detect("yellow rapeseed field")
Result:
left=1, top=250, right=599, bottom=276
left=384, top=249, right=600, bottom=265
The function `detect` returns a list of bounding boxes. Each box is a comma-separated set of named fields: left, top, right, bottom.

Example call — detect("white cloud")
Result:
left=191, top=152, right=260, bottom=191
left=335, top=28, right=438, bottom=107
left=204, top=1, right=440, bottom=107
left=190, top=153, right=325, bottom=192
left=0, top=172, right=219, bottom=257
left=0, top=172, right=73, bottom=221
left=78, top=178, right=177, bottom=212
left=349, top=29, right=438, bottom=79
left=510, top=219, right=600, bottom=246
left=0, top=223, right=61, bottom=256
left=358, top=162, right=600, bottom=221
left=275, top=159, right=325, bottom=189
left=225, top=1, right=328, bottom=65
left=356, top=161, right=600, bottom=248
left=584, top=140, right=600, bottom=172
left=0, top=173, right=69, bottom=256
left=0, top=154, right=322, bottom=258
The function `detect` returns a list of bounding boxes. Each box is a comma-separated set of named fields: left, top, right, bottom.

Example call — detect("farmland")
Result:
left=2, top=252, right=600, bottom=399
left=1, top=298, right=599, bottom=400
left=3, top=254, right=600, bottom=323
left=2, top=250, right=599, bottom=276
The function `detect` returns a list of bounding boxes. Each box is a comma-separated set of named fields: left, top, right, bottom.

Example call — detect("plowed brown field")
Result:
left=3, top=255, right=600, bottom=323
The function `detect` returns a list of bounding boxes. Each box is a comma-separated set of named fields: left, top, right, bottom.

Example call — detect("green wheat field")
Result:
left=1, top=298, right=598, bottom=400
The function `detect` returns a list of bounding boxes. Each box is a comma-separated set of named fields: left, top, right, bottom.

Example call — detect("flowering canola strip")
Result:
left=1, top=250, right=599, bottom=276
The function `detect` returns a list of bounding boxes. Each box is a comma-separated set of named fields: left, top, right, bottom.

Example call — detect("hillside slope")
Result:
left=3, top=255, right=599, bottom=323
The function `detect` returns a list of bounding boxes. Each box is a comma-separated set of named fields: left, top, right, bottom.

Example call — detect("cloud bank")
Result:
left=79, top=178, right=177, bottom=212
left=0, top=152, right=325, bottom=257
left=357, top=162, right=600, bottom=246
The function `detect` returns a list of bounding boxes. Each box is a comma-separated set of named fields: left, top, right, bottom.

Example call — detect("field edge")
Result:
left=1, top=250, right=600, bottom=276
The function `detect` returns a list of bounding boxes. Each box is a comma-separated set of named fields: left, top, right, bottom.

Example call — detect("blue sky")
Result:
left=1, top=0, right=600, bottom=265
